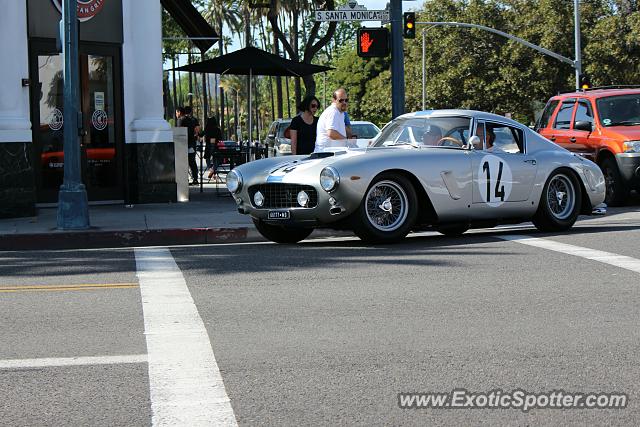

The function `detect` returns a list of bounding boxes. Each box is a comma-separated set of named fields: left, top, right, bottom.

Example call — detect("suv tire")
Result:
left=601, top=157, right=629, bottom=207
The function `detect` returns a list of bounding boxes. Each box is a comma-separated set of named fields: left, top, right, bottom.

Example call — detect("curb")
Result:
left=0, top=227, right=353, bottom=251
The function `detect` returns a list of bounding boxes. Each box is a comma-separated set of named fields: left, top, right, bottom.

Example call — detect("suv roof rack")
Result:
left=581, top=85, right=640, bottom=91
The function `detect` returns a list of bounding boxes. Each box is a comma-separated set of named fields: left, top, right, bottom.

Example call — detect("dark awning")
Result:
left=172, top=46, right=333, bottom=77
left=161, top=0, right=218, bottom=52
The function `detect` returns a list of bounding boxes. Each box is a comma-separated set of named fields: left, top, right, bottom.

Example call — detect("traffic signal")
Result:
left=403, top=12, right=416, bottom=39
left=357, top=28, right=390, bottom=58
left=579, top=74, right=591, bottom=90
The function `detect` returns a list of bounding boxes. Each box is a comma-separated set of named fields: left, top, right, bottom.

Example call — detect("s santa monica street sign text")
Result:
left=315, top=9, right=390, bottom=22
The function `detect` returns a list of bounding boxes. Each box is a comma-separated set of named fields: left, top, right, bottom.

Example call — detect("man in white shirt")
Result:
left=314, top=88, right=349, bottom=152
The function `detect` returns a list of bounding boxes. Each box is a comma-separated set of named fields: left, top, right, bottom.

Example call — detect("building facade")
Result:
left=0, top=0, right=176, bottom=218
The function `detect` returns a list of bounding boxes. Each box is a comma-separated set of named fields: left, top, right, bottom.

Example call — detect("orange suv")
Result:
left=535, top=87, right=640, bottom=205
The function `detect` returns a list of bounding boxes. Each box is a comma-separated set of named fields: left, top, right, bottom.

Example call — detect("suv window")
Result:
left=537, top=100, right=559, bottom=130
left=553, top=101, right=575, bottom=130
left=574, top=100, right=593, bottom=125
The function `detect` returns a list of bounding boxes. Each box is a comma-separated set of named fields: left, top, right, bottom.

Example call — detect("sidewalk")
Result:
left=0, top=184, right=273, bottom=251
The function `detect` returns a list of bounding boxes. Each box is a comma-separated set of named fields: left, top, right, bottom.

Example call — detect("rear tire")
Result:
left=252, top=219, right=313, bottom=243
left=352, top=173, right=418, bottom=243
left=601, top=157, right=628, bottom=206
left=532, top=169, right=582, bottom=232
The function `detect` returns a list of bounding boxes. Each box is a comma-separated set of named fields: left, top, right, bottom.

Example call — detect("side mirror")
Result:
left=467, top=135, right=481, bottom=149
left=574, top=121, right=593, bottom=132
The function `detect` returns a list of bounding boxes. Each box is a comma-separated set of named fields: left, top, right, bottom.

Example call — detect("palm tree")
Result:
left=203, top=0, right=241, bottom=137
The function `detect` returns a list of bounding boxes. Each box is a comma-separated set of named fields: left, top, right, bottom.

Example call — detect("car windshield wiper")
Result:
left=606, top=121, right=640, bottom=126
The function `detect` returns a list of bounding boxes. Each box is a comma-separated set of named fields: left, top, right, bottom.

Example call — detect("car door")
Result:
left=471, top=121, right=538, bottom=209
left=570, top=98, right=596, bottom=158
left=548, top=99, right=577, bottom=149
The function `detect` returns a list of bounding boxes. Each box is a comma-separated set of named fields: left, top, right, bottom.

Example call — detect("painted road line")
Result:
left=135, top=247, right=237, bottom=427
left=500, top=235, right=640, bottom=274
left=0, top=354, right=147, bottom=369
left=0, top=283, right=139, bottom=293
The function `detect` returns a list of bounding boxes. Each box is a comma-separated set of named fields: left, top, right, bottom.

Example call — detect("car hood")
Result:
left=602, top=126, right=640, bottom=140
left=239, top=149, right=367, bottom=184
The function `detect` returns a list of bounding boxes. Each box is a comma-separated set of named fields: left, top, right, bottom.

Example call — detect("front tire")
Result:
left=352, top=173, right=418, bottom=243
left=601, top=157, right=628, bottom=206
left=532, top=169, right=582, bottom=232
left=252, top=219, right=313, bottom=243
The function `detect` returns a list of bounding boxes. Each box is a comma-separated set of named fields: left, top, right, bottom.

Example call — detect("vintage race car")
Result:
left=227, top=110, right=606, bottom=243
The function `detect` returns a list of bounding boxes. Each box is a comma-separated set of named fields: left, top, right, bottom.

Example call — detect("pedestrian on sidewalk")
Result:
left=203, top=115, right=223, bottom=178
left=180, top=106, right=201, bottom=185
left=314, top=88, right=349, bottom=152
left=290, top=95, right=320, bottom=155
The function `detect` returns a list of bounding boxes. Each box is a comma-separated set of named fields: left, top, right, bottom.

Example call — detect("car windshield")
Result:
left=371, top=116, right=471, bottom=148
left=351, top=123, right=381, bottom=139
left=596, top=94, right=640, bottom=126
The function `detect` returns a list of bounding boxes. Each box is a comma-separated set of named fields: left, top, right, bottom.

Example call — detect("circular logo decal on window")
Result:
left=48, top=108, right=64, bottom=131
left=477, top=154, right=513, bottom=207
left=52, top=0, right=106, bottom=22
left=92, top=110, right=108, bottom=130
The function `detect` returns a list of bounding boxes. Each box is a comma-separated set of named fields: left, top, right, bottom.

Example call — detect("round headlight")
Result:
left=226, top=169, right=242, bottom=193
left=297, top=190, right=309, bottom=207
left=254, top=190, right=264, bottom=207
left=320, top=167, right=340, bottom=192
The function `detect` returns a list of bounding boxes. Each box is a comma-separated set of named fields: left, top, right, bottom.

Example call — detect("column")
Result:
left=122, top=0, right=176, bottom=203
left=0, top=0, right=35, bottom=217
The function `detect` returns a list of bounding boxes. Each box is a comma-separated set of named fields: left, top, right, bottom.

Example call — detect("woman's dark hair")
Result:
left=204, top=116, right=222, bottom=139
left=297, top=95, right=320, bottom=113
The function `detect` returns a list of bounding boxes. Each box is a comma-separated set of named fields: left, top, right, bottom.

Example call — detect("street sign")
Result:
left=315, top=9, right=390, bottom=22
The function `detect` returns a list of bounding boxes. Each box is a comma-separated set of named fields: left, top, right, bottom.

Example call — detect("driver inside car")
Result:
left=422, top=124, right=443, bottom=146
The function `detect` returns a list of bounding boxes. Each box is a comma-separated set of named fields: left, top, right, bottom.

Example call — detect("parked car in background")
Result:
left=349, top=120, right=381, bottom=147
left=228, top=110, right=605, bottom=244
left=535, top=87, right=640, bottom=205
left=264, top=118, right=292, bottom=157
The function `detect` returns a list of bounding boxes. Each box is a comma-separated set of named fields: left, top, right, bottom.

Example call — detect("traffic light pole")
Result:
left=390, top=0, right=404, bottom=119
left=57, top=0, right=90, bottom=230
left=574, top=0, right=582, bottom=90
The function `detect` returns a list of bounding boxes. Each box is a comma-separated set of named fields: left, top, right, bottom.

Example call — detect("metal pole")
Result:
left=574, top=0, right=582, bottom=89
left=57, top=0, right=89, bottom=229
left=248, top=69, right=252, bottom=163
left=200, top=51, right=208, bottom=193
left=391, top=0, right=405, bottom=118
left=422, top=28, right=426, bottom=111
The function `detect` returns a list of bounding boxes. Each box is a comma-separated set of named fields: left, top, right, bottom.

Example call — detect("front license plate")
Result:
left=268, top=210, right=290, bottom=220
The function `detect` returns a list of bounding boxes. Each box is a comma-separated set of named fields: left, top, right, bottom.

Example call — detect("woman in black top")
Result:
left=290, top=95, right=320, bottom=155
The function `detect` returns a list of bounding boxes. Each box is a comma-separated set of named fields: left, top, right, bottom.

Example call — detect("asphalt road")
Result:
left=1, top=204, right=640, bottom=426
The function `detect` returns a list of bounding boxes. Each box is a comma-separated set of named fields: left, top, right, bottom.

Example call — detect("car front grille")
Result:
left=248, top=184, right=318, bottom=209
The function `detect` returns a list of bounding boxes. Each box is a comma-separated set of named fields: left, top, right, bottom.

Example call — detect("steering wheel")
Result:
left=436, top=137, right=463, bottom=147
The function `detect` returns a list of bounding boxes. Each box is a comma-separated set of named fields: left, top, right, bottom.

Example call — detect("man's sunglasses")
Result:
left=338, top=98, right=349, bottom=103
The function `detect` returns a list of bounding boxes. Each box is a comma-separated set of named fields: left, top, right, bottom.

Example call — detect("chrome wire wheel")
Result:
left=364, top=180, right=409, bottom=232
left=546, top=173, right=575, bottom=220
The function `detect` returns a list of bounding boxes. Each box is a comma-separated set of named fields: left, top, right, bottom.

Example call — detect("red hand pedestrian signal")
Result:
left=360, top=32, right=374, bottom=53
left=357, top=28, right=389, bottom=58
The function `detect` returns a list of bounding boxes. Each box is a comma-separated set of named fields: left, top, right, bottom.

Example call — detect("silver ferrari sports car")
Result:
left=227, top=110, right=606, bottom=243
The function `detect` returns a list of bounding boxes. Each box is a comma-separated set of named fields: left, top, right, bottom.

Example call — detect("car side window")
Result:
left=553, top=101, right=576, bottom=130
left=536, top=100, right=559, bottom=130
left=483, top=122, right=524, bottom=154
left=574, top=100, right=593, bottom=125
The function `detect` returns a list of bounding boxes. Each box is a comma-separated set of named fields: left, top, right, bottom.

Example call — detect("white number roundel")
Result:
left=478, top=154, right=512, bottom=207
